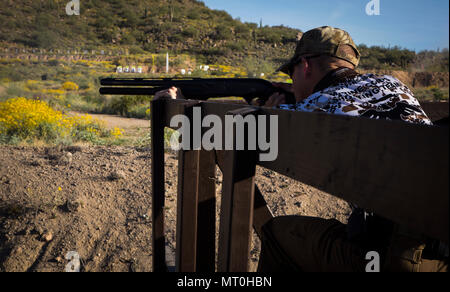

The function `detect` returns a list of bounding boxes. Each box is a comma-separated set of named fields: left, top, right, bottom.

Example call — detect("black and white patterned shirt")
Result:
left=279, top=72, right=432, bottom=126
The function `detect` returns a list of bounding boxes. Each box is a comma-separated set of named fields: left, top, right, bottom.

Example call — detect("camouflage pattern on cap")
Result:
left=278, top=26, right=361, bottom=74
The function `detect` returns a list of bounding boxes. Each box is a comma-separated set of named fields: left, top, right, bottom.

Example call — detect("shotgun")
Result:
left=99, top=78, right=296, bottom=105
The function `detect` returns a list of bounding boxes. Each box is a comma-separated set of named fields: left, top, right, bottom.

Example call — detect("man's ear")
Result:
left=303, top=57, right=312, bottom=77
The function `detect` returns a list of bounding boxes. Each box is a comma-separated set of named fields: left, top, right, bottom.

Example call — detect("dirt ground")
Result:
left=0, top=114, right=351, bottom=272
left=87, top=113, right=150, bottom=132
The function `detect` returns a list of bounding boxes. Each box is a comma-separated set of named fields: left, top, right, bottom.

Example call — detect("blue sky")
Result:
left=201, top=0, right=449, bottom=52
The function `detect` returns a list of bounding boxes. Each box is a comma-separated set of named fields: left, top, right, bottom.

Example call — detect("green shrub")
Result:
left=31, top=29, right=59, bottom=48
left=110, top=95, right=150, bottom=116
left=182, top=27, right=198, bottom=38
left=213, top=24, right=233, bottom=40
left=243, top=57, right=275, bottom=76
left=129, top=46, right=146, bottom=55
left=121, top=33, right=136, bottom=45
left=169, top=33, right=184, bottom=43
left=48, top=60, right=60, bottom=67
left=187, top=9, right=201, bottom=20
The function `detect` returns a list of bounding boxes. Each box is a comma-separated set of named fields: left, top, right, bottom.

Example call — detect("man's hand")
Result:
left=262, top=82, right=294, bottom=108
left=264, top=92, right=286, bottom=108
left=153, top=87, right=185, bottom=100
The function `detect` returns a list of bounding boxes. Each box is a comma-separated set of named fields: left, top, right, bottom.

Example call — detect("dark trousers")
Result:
left=257, top=216, right=448, bottom=272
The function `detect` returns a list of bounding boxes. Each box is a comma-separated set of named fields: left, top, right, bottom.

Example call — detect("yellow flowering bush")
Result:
left=0, top=97, right=62, bottom=137
left=110, top=127, right=124, bottom=138
left=209, top=65, right=247, bottom=77
left=426, top=85, right=439, bottom=91
left=62, top=81, right=79, bottom=91
left=45, top=89, right=66, bottom=95
left=0, top=97, right=107, bottom=144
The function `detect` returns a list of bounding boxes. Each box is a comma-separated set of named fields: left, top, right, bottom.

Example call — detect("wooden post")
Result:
left=218, top=108, right=259, bottom=272
left=196, top=150, right=217, bottom=272
left=174, top=103, right=217, bottom=272
left=174, top=107, right=218, bottom=271
left=216, top=151, right=274, bottom=240
left=218, top=150, right=257, bottom=272
left=175, top=150, right=200, bottom=272
left=151, top=99, right=167, bottom=272
left=174, top=103, right=201, bottom=272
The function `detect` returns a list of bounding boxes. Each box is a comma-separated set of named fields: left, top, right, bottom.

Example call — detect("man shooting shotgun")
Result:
left=100, top=26, right=448, bottom=272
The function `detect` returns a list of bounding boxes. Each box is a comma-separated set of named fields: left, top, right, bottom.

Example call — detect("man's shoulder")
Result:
left=330, top=72, right=406, bottom=88
left=316, top=72, right=412, bottom=96
left=358, top=73, right=406, bottom=84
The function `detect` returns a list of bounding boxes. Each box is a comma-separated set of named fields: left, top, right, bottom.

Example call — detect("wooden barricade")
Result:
left=151, top=99, right=449, bottom=272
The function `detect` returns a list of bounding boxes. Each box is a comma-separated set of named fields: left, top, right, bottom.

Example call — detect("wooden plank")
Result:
left=217, top=156, right=236, bottom=271
left=163, top=100, right=202, bottom=127
left=216, top=151, right=274, bottom=239
left=151, top=99, right=168, bottom=272
left=218, top=107, right=258, bottom=272
left=217, top=151, right=274, bottom=238
left=257, top=108, right=449, bottom=242
left=217, top=150, right=257, bottom=272
left=196, top=150, right=217, bottom=272
left=163, top=99, right=244, bottom=129
left=174, top=103, right=204, bottom=272
left=175, top=150, right=200, bottom=272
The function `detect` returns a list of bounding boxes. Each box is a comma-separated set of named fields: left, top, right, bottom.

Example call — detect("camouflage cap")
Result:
left=277, top=26, right=361, bottom=74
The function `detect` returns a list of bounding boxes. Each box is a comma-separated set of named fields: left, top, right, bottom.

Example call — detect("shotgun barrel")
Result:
left=99, top=78, right=296, bottom=105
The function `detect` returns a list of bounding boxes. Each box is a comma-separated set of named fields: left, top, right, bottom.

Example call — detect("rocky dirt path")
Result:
left=88, top=113, right=150, bottom=131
